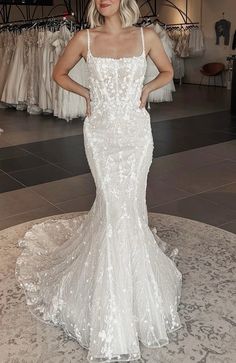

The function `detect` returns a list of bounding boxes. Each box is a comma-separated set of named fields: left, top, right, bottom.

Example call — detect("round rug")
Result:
left=1, top=212, right=235, bottom=363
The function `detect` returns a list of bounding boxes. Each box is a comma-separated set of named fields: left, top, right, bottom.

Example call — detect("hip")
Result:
left=83, top=109, right=153, bottom=152
left=83, top=106, right=151, bottom=131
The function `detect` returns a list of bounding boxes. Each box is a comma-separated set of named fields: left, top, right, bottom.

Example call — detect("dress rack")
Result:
left=0, top=13, right=89, bottom=32
left=137, top=15, right=199, bottom=31
left=137, top=15, right=166, bottom=27
left=165, top=22, right=199, bottom=27
left=0, top=13, right=73, bottom=25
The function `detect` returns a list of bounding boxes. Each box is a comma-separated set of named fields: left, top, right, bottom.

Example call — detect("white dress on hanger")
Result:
left=144, top=23, right=175, bottom=103
left=50, top=29, right=64, bottom=118
left=188, top=27, right=205, bottom=57
left=27, top=28, right=40, bottom=107
left=1, top=33, right=25, bottom=105
left=167, top=28, right=185, bottom=81
left=17, top=29, right=30, bottom=107
left=0, top=32, right=5, bottom=105
left=67, top=50, right=88, bottom=120
left=38, top=29, right=47, bottom=112
left=0, top=31, right=15, bottom=101
left=15, top=27, right=182, bottom=362
left=53, top=26, right=72, bottom=120
left=57, top=26, right=88, bottom=121
left=37, top=29, right=54, bottom=113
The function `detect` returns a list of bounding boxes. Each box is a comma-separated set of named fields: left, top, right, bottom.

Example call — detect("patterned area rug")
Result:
left=0, top=212, right=235, bottom=363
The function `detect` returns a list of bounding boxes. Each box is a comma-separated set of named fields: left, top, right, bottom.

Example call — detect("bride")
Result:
left=15, top=0, right=183, bottom=362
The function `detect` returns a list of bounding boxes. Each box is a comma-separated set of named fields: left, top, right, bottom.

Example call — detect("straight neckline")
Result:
left=87, top=47, right=146, bottom=62
left=86, top=27, right=146, bottom=62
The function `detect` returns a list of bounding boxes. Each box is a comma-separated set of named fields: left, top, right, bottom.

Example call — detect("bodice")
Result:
left=86, top=27, right=147, bottom=117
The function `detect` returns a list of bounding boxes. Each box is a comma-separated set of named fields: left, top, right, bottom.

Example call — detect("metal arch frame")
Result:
left=163, top=0, right=193, bottom=24
left=0, top=0, right=195, bottom=26
left=139, top=0, right=195, bottom=25
left=0, top=0, right=72, bottom=23
left=75, top=0, right=89, bottom=24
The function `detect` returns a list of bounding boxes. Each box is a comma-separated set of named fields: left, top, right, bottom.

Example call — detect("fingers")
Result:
left=85, top=108, right=91, bottom=116
left=139, top=96, right=147, bottom=108
left=86, top=104, right=91, bottom=116
left=139, top=90, right=149, bottom=108
left=139, top=85, right=150, bottom=108
left=85, top=96, right=91, bottom=116
left=139, top=100, right=145, bottom=108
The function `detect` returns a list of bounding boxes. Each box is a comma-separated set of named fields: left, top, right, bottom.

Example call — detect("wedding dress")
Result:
left=15, top=26, right=183, bottom=362
left=144, top=23, right=175, bottom=103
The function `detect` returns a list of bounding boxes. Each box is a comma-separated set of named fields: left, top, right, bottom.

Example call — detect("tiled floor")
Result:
left=0, top=85, right=235, bottom=234
left=0, top=110, right=235, bottom=191
left=0, top=84, right=230, bottom=146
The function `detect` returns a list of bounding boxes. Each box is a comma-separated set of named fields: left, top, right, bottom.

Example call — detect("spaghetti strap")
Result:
left=140, top=27, right=145, bottom=55
left=87, top=28, right=90, bottom=53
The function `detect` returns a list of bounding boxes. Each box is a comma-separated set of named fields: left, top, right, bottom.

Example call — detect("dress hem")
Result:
left=17, top=292, right=182, bottom=363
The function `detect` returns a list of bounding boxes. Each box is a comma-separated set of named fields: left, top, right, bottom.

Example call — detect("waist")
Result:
left=87, top=103, right=150, bottom=123
left=90, top=99, right=142, bottom=113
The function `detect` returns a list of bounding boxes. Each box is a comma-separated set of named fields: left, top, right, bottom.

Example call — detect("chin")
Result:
left=98, top=3, right=119, bottom=16
left=99, top=9, right=117, bottom=16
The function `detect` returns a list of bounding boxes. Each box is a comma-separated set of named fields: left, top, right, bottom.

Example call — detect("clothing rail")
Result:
left=0, top=13, right=75, bottom=27
left=137, top=16, right=166, bottom=27
left=165, top=22, right=200, bottom=27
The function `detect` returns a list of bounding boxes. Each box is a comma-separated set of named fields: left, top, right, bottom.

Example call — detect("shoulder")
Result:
left=142, top=26, right=159, bottom=39
left=73, top=29, right=88, bottom=44
left=63, top=29, right=93, bottom=56
left=128, top=26, right=160, bottom=41
left=142, top=26, right=161, bottom=47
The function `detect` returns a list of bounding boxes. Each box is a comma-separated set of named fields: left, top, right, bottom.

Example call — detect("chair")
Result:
left=200, top=62, right=225, bottom=87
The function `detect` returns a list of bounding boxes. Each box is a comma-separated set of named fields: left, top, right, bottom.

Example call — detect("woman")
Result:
left=15, top=1, right=183, bottom=362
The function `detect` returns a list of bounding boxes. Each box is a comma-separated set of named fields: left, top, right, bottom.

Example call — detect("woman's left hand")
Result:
left=139, top=85, right=150, bottom=108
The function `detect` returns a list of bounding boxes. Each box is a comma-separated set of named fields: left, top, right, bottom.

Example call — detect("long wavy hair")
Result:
left=87, top=0, right=140, bottom=28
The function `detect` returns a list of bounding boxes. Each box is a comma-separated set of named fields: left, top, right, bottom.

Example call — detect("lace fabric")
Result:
left=15, top=26, right=183, bottom=362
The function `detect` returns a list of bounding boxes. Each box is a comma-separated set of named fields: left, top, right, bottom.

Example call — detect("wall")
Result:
left=185, top=0, right=236, bottom=85
left=0, top=1, right=76, bottom=21
left=158, top=0, right=201, bottom=25
left=159, top=0, right=236, bottom=85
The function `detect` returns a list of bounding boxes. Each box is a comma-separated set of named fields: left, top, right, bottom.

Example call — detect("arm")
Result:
left=52, top=30, right=91, bottom=115
left=140, top=28, right=174, bottom=108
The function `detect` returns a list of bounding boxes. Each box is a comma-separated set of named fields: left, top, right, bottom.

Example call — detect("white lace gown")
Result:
left=15, top=27, right=182, bottom=362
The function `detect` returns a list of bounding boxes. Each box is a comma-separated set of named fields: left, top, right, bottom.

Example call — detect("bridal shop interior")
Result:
left=0, top=0, right=236, bottom=362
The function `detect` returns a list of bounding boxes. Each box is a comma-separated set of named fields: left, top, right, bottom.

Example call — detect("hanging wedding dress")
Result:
left=144, top=23, right=175, bottom=103
left=1, top=33, right=25, bottom=105
left=15, top=27, right=182, bottom=362
left=0, top=31, right=15, bottom=100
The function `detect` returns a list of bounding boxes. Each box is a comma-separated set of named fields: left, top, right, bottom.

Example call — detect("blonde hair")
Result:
left=87, top=0, right=140, bottom=28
